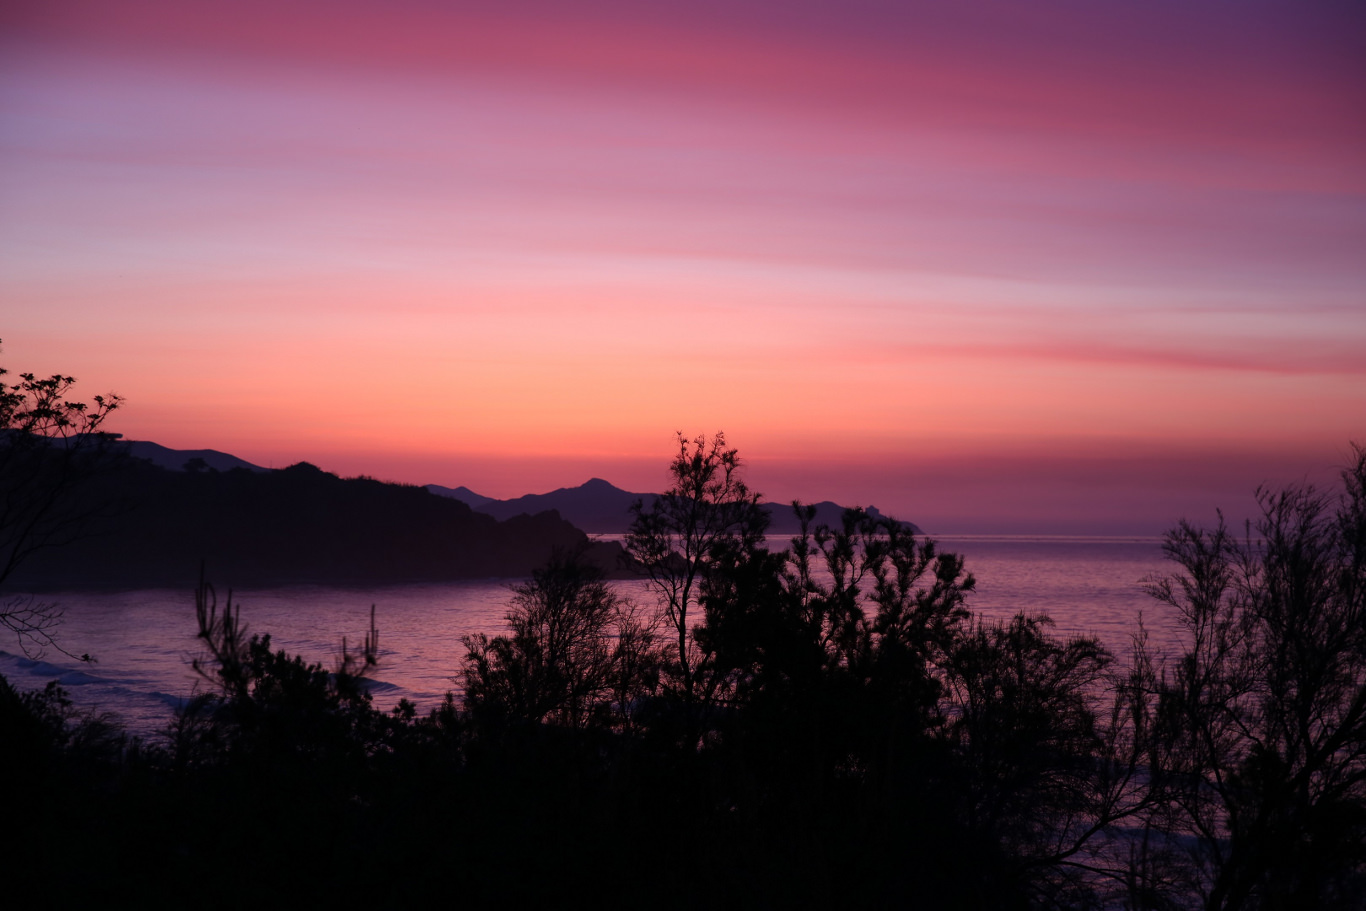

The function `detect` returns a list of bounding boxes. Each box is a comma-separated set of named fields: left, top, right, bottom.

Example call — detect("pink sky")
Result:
left=3, top=1, right=1364, bottom=533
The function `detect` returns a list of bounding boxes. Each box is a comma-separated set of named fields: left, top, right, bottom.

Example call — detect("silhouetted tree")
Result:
left=0, top=342, right=121, bottom=658
left=461, top=547, right=656, bottom=732
left=664, top=498, right=992, bottom=903
left=626, top=432, right=768, bottom=705
left=944, top=614, right=1127, bottom=906
left=766, top=506, right=976, bottom=770
left=1137, top=445, right=1366, bottom=910
left=693, top=493, right=1176, bottom=907
left=175, top=571, right=385, bottom=774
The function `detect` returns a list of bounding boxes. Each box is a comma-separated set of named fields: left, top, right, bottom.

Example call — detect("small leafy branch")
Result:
left=0, top=340, right=123, bottom=659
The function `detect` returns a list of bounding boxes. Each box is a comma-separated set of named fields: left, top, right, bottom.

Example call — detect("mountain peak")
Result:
left=426, top=484, right=494, bottom=508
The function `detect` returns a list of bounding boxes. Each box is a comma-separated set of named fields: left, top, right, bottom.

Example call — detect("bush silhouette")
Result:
left=1135, top=445, right=1366, bottom=909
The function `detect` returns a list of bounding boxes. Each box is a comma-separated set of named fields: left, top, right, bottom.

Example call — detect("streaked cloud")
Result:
left=3, top=0, right=1362, bottom=531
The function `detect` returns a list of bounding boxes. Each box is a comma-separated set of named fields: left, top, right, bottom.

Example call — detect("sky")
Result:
left=3, top=0, right=1364, bottom=534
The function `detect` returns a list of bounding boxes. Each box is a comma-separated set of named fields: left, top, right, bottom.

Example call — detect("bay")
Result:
left=0, top=535, right=1180, bottom=737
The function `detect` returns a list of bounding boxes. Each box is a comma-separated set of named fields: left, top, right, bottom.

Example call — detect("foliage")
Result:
left=944, top=614, right=1133, bottom=906
left=1138, top=445, right=1366, bottom=910
left=0, top=672, right=126, bottom=773
left=461, top=546, right=659, bottom=732
left=705, top=504, right=978, bottom=775
left=626, top=431, right=768, bottom=703
left=0, top=341, right=122, bottom=657
left=177, top=571, right=386, bottom=771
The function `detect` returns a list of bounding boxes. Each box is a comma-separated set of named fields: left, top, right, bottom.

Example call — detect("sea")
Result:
left=0, top=535, right=1183, bottom=738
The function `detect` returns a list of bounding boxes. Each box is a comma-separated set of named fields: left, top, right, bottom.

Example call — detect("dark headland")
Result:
left=8, top=440, right=919, bottom=590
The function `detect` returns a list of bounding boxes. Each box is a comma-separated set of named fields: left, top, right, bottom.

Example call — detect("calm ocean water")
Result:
left=1, top=535, right=1181, bottom=737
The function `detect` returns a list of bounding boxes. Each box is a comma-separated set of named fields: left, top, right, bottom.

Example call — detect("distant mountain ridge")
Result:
left=435, top=478, right=649, bottom=532
left=119, top=439, right=267, bottom=474
left=112, top=438, right=922, bottom=537
left=427, top=478, right=922, bottom=536
left=8, top=458, right=624, bottom=590
left=425, top=484, right=495, bottom=509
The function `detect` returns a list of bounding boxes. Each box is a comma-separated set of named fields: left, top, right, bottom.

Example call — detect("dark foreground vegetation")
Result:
left=2, top=358, right=1365, bottom=909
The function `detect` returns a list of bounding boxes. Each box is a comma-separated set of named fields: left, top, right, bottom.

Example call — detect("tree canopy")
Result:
left=0, top=342, right=122, bottom=658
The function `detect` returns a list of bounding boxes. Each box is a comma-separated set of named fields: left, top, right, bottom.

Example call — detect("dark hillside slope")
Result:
left=120, top=439, right=267, bottom=473
left=7, top=460, right=620, bottom=590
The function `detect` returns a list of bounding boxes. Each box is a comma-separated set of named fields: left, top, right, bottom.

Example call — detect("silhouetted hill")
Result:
left=438, top=478, right=653, bottom=532
left=428, top=478, right=923, bottom=535
left=425, top=483, right=495, bottom=509
left=765, top=499, right=919, bottom=535
left=8, top=459, right=625, bottom=591
left=116, top=437, right=269, bottom=473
